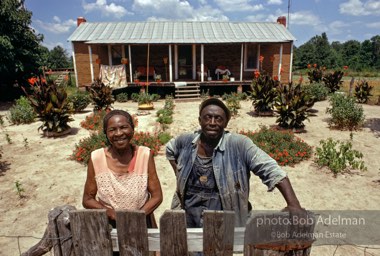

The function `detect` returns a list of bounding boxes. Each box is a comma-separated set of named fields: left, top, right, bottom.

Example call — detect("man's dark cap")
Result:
left=199, top=98, right=231, bottom=121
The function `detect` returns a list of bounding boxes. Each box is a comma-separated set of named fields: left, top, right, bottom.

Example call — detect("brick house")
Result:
left=68, top=17, right=295, bottom=91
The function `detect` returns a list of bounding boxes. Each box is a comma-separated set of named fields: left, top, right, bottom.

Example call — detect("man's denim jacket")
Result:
left=166, top=130, right=287, bottom=227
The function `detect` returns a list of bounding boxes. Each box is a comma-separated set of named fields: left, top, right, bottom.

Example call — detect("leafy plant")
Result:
left=115, top=92, right=129, bottom=102
left=80, top=110, right=109, bottom=132
left=302, top=82, right=329, bottom=102
left=8, top=96, right=37, bottom=124
left=224, top=93, right=241, bottom=116
left=23, top=138, right=29, bottom=149
left=307, top=65, right=323, bottom=83
left=323, top=70, right=344, bottom=93
left=5, top=133, right=12, bottom=144
left=131, top=92, right=156, bottom=105
left=23, top=79, right=73, bottom=134
left=88, top=79, right=115, bottom=111
left=157, top=131, right=172, bottom=145
left=274, top=83, right=315, bottom=129
left=326, top=94, right=365, bottom=131
left=15, top=180, right=25, bottom=199
left=250, top=74, right=279, bottom=115
left=240, top=126, right=313, bottom=166
left=314, top=138, right=367, bottom=176
left=156, top=96, right=175, bottom=130
left=67, top=91, right=91, bottom=112
left=71, top=132, right=108, bottom=164
left=354, top=79, right=373, bottom=104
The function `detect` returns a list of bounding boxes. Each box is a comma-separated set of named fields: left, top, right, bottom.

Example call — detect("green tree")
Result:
left=341, top=40, right=361, bottom=70
left=47, top=46, right=70, bottom=69
left=371, top=35, right=380, bottom=69
left=0, top=0, right=43, bottom=86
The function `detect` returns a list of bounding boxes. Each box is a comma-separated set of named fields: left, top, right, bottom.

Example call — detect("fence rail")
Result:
left=22, top=205, right=316, bottom=256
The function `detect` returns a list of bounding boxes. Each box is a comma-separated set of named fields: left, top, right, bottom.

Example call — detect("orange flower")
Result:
left=273, top=75, right=278, bottom=81
left=343, top=66, right=348, bottom=70
left=254, top=70, right=260, bottom=78
left=313, top=64, right=317, bottom=68
left=259, top=55, right=264, bottom=63
left=28, top=77, right=37, bottom=85
left=307, top=64, right=311, bottom=69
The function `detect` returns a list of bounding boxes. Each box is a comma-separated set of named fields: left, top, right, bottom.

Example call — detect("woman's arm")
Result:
left=140, top=151, right=163, bottom=215
left=82, top=158, right=116, bottom=220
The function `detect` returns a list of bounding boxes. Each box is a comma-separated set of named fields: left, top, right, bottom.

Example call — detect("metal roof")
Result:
left=68, top=21, right=296, bottom=44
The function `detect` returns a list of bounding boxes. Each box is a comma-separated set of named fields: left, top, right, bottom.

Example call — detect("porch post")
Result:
left=289, top=41, right=293, bottom=83
left=192, top=44, right=196, bottom=80
left=169, top=45, right=173, bottom=82
left=88, top=45, right=94, bottom=82
left=240, top=44, right=244, bottom=81
left=201, top=44, right=204, bottom=82
left=72, top=42, right=79, bottom=87
left=278, top=44, right=283, bottom=81
left=174, top=45, right=178, bottom=80
left=108, top=45, right=112, bottom=66
left=128, top=45, right=133, bottom=83
left=121, top=45, right=128, bottom=83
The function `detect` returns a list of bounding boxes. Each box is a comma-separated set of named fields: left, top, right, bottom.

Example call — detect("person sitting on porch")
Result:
left=82, top=110, right=163, bottom=231
left=215, top=65, right=231, bottom=80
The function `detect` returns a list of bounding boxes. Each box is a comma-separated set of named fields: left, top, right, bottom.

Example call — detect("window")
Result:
left=244, top=44, right=260, bottom=71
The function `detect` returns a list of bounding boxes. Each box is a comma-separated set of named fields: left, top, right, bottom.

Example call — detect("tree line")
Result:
left=294, top=32, right=380, bottom=71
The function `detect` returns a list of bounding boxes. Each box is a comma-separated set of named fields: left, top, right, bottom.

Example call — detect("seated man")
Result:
left=215, top=65, right=231, bottom=80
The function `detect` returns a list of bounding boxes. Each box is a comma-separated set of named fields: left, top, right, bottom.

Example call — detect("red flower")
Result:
left=254, top=70, right=260, bottom=79
left=259, top=55, right=264, bottom=63
left=273, top=75, right=278, bottom=81
left=343, top=66, right=348, bottom=70
left=307, top=64, right=311, bottom=69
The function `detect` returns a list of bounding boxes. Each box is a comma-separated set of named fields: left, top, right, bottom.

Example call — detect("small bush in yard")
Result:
left=326, top=94, right=365, bottom=131
left=116, top=92, right=129, bottom=102
left=302, top=82, right=329, bottom=102
left=67, top=91, right=91, bottom=112
left=240, top=126, right=312, bottom=166
left=80, top=110, right=109, bottom=132
left=71, top=132, right=108, bottom=164
left=8, top=96, right=36, bottom=124
left=354, top=79, right=373, bottom=104
left=314, top=138, right=367, bottom=176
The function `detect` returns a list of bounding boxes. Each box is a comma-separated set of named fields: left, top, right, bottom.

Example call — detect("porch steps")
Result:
left=175, top=84, right=200, bottom=100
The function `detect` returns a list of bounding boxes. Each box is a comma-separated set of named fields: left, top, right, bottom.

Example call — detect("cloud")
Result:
left=82, top=0, right=132, bottom=18
left=34, top=18, right=77, bottom=34
left=267, top=0, right=282, bottom=5
left=366, top=21, right=380, bottom=28
left=328, top=20, right=350, bottom=35
left=339, top=0, right=380, bottom=16
left=215, top=0, right=264, bottom=12
left=133, top=0, right=228, bottom=21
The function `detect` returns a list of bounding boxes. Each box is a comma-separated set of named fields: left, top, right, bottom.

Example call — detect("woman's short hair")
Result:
left=103, top=109, right=135, bottom=135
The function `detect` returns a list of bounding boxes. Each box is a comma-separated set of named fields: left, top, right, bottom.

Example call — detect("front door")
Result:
left=178, top=45, right=192, bottom=80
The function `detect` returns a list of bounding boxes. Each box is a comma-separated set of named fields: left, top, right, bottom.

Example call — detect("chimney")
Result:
left=77, top=17, right=87, bottom=27
left=277, top=16, right=286, bottom=27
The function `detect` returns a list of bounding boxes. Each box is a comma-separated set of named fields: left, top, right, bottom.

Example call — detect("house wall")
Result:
left=73, top=42, right=292, bottom=87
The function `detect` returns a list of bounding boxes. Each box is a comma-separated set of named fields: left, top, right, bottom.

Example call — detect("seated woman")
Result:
left=82, top=110, right=163, bottom=230
left=135, top=66, right=156, bottom=81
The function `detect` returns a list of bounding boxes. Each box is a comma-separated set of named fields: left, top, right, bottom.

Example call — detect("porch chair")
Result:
left=215, top=65, right=231, bottom=80
left=135, top=66, right=156, bottom=81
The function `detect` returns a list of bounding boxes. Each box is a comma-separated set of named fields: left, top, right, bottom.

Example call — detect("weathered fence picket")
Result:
left=22, top=205, right=316, bottom=256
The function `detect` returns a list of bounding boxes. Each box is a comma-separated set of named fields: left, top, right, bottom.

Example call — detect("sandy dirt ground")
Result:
left=0, top=98, right=379, bottom=256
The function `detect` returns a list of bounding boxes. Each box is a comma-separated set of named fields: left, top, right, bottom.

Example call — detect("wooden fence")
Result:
left=22, top=205, right=316, bottom=256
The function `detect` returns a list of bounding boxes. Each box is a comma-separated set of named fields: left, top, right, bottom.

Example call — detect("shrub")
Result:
left=326, top=94, right=365, bottom=131
left=307, top=65, right=323, bottom=83
left=131, top=131, right=162, bottom=156
left=67, top=91, right=91, bottom=112
left=158, top=131, right=172, bottom=145
left=88, top=79, right=115, bottom=111
left=354, top=79, right=373, bottom=104
left=250, top=74, right=279, bottom=115
left=23, top=79, right=73, bottom=134
left=240, top=126, right=313, bottom=166
left=223, top=93, right=241, bottom=116
left=274, top=83, right=315, bottom=129
left=156, top=96, right=175, bottom=130
left=302, top=82, right=329, bottom=102
left=71, top=132, right=108, bottom=164
left=80, top=110, right=109, bottom=132
left=314, top=138, right=367, bottom=176
left=323, top=71, right=344, bottom=93
left=116, top=92, right=129, bottom=102
left=8, top=96, right=36, bottom=124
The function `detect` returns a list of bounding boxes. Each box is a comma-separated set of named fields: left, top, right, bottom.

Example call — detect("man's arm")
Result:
left=275, top=177, right=303, bottom=211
